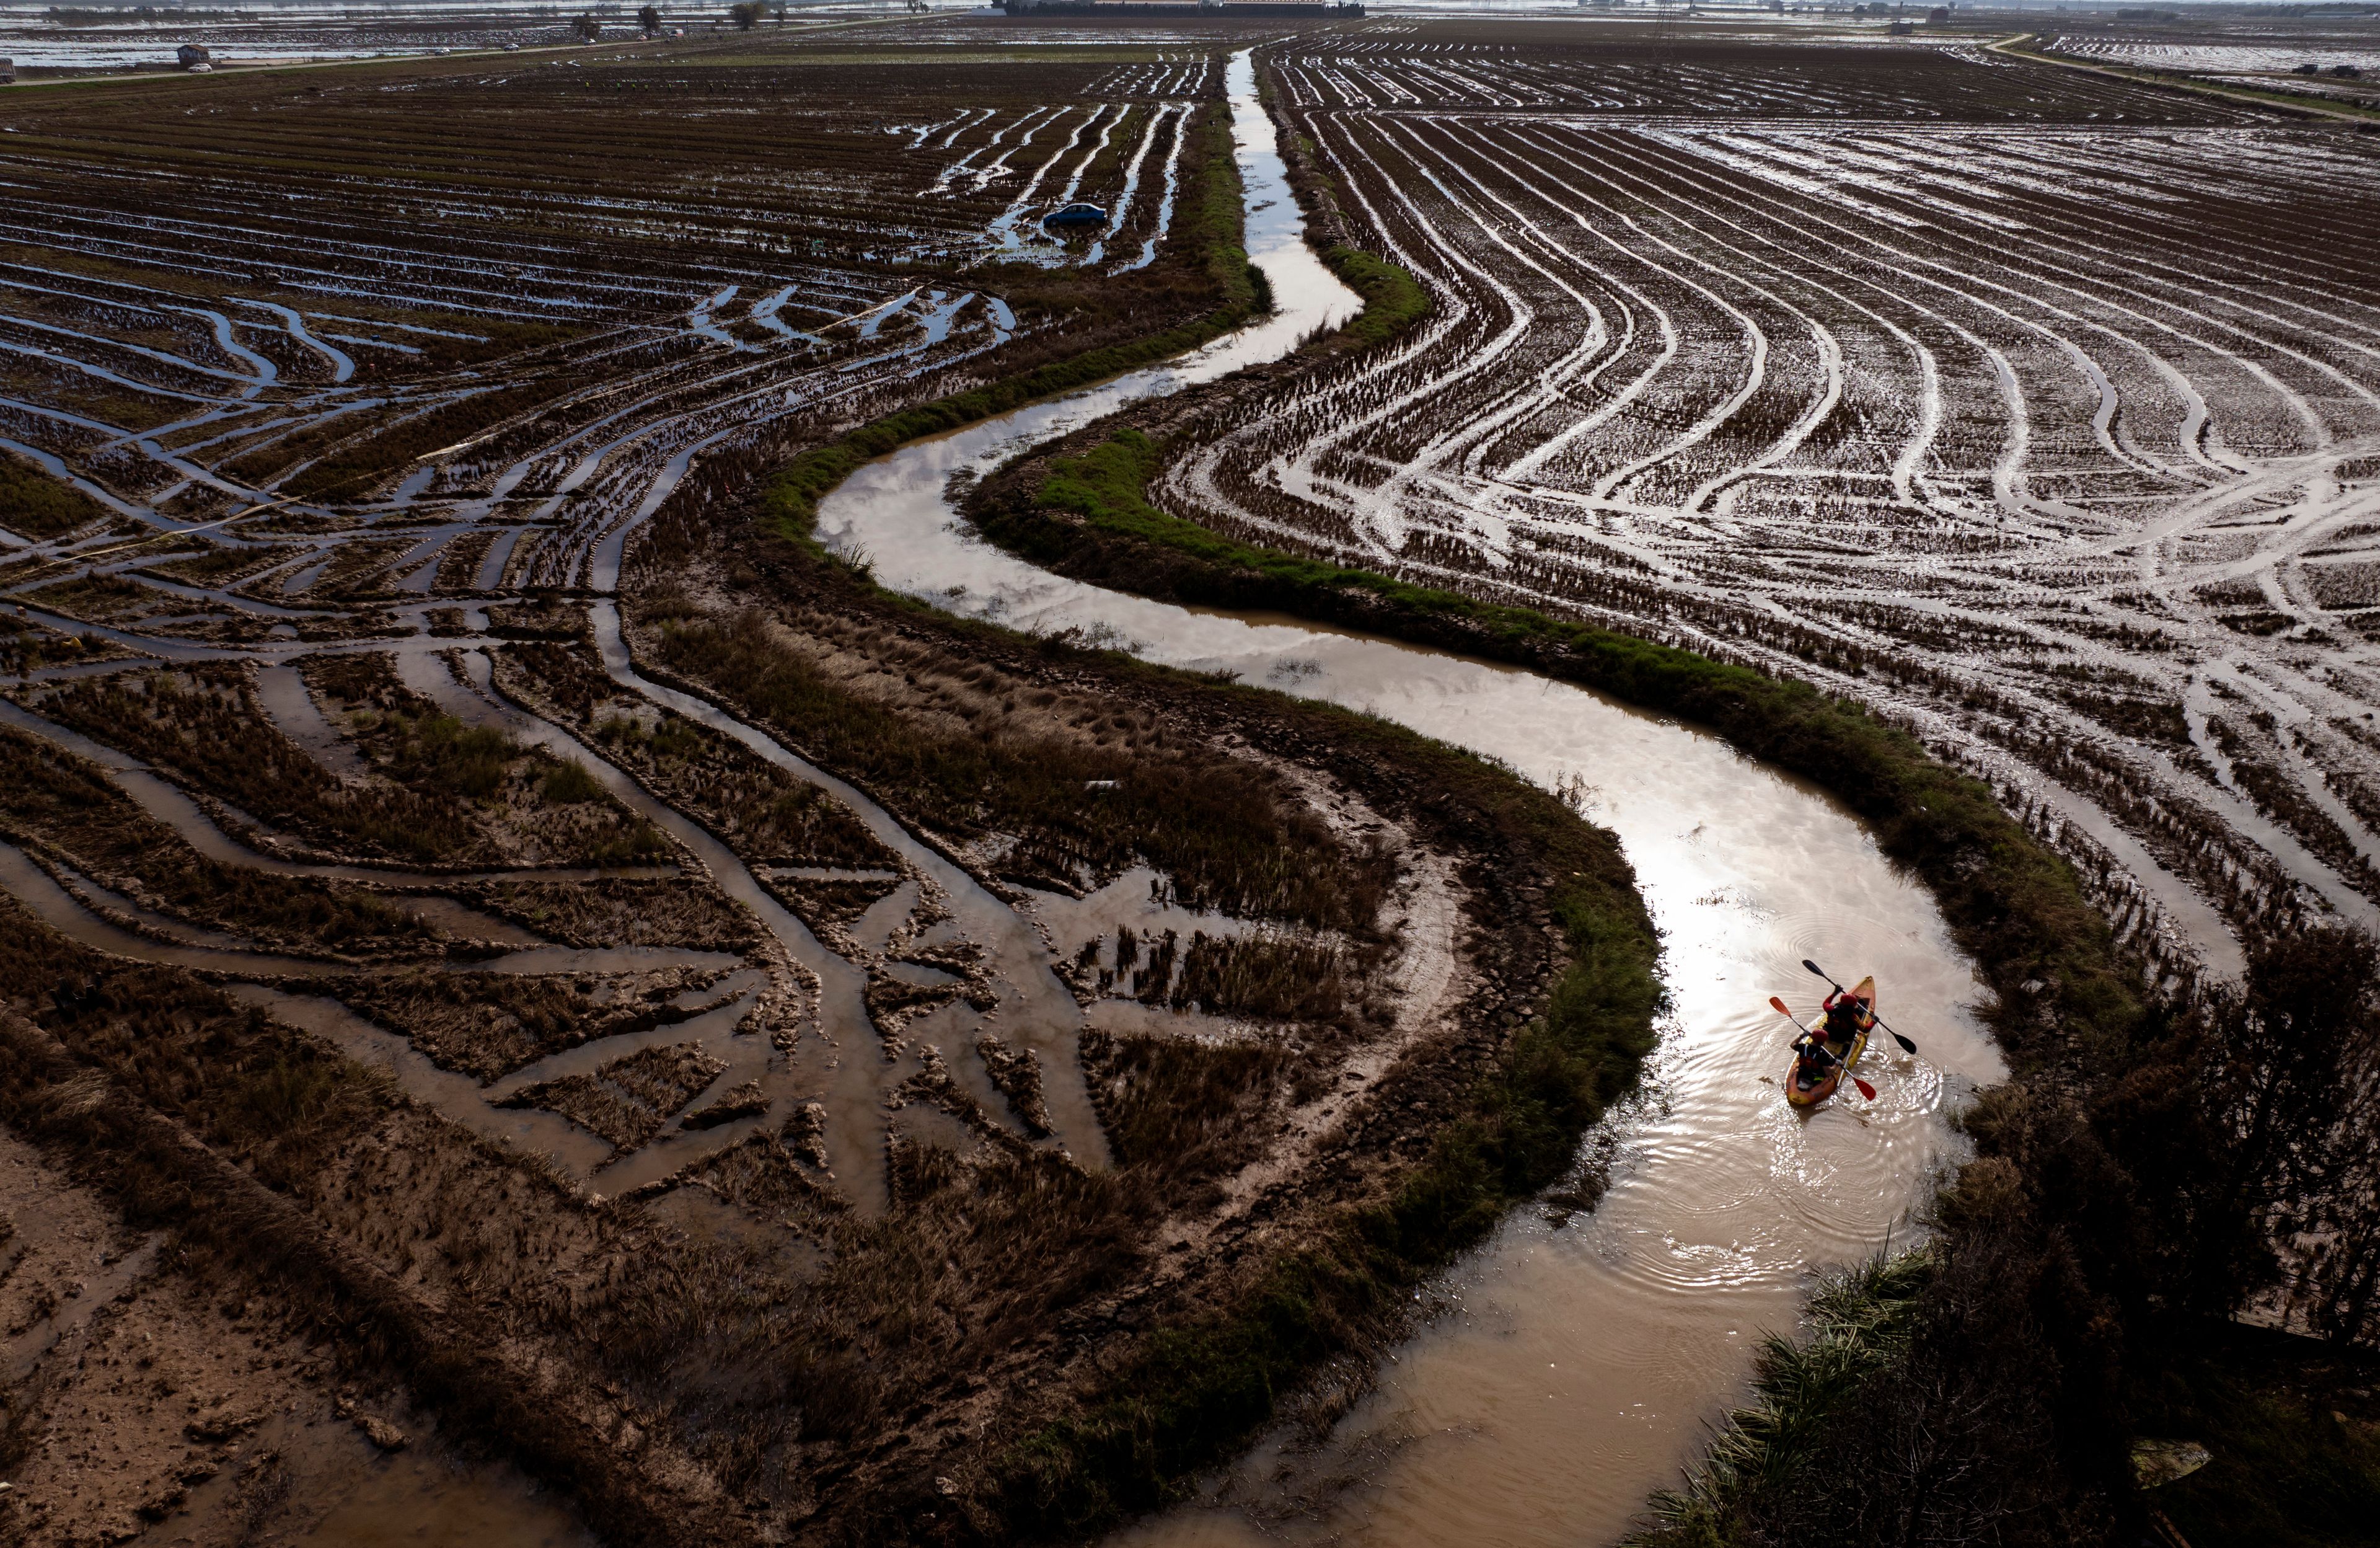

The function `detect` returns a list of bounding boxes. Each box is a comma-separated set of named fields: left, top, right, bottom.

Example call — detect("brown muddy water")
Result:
left=293, top=1452, right=591, bottom=1548
left=807, top=49, right=2008, bottom=1548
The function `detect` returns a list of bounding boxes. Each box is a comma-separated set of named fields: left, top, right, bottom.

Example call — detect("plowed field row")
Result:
left=1160, top=34, right=2380, bottom=965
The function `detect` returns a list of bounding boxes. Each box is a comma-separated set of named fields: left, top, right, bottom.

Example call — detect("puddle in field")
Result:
left=813, top=48, right=2006, bottom=1548
left=292, top=1446, right=594, bottom=1548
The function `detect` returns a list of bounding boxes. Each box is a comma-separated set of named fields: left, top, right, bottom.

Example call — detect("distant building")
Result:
left=177, top=43, right=211, bottom=68
left=1000, top=0, right=1364, bottom=15
left=0, top=58, right=14, bottom=85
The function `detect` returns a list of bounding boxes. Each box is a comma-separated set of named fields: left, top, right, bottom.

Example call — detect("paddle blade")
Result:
left=1853, top=1076, right=1877, bottom=1101
left=1768, top=996, right=1794, bottom=1018
left=1890, top=1031, right=1918, bottom=1055
left=1802, top=959, right=1825, bottom=976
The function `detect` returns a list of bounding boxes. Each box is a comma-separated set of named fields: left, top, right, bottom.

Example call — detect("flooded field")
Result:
left=0, top=12, right=2313, bottom=1548
left=0, top=0, right=992, bottom=73
left=1126, top=20, right=2380, bottom=978
left=0, top=21, right=1692, bottom=1547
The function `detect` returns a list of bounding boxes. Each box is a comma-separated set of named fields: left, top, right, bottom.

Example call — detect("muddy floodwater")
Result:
left=816, top=50, right=2004, bottom=1547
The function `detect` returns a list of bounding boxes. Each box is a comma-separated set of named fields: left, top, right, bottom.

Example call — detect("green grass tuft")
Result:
left=1321, top=244, right=1430, bottom=347
left=1629, top=1252, right=1936, bottom=1547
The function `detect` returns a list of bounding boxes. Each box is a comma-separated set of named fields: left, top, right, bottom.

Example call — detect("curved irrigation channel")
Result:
left=812, top=50, right=2007, bottom=1548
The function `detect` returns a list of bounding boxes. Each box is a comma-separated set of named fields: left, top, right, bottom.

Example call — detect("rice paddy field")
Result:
left=4, top=9, right=2378, bottom=1547
left=0, top=20, right=1636, bottom=1547
left=1152, top=18, right=2380, bottom=974
left=0, top=22, right=1246, bottom=588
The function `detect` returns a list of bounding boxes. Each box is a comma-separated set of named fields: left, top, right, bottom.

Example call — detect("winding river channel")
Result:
left=813, top=50, right=2008, bottom=1548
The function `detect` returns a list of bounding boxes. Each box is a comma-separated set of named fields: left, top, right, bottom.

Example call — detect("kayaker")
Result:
left=1822, top=988, right=1873, bottom=1045
left=1791, top=1030, right=1840, bottom=1072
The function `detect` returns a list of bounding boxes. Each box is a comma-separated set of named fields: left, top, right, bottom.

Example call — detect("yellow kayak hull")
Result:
left=1786, top=975, right=1874, bottom=1108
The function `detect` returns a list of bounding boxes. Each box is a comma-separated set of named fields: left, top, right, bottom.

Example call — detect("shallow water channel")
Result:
left=813, top=50, right=2009, bottom=1548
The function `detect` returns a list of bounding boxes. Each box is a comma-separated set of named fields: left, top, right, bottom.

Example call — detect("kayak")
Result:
left=1786, top=975, right=1874, bottom=1108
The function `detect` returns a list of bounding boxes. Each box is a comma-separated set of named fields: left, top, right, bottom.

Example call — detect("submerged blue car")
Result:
left=1043, top=202, right=1108, bottom=229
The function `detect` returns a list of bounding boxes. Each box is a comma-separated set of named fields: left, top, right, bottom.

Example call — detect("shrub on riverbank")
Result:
left=1629, top=926, right=2380, bottom=1548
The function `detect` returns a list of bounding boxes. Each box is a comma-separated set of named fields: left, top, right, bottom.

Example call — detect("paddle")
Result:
left=1770, top=995, right=1874, bottom=1101
left=1800, top=960, right=1919, bottom=1055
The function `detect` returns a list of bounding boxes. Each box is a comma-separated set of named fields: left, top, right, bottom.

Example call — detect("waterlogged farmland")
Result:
left=0, top=25, right=1665, bottom=1547
left=1156, top=22, right=2380, bottom=971
left=3, top=14, right=2365, bottom=1548
left=0, top=30, right=1245, bottom=578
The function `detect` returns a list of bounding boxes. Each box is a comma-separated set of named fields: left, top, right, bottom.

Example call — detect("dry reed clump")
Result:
left=494, top=639, right=893, bottom=870
left=0, top=448, right=109, bottom=541
left=296, top=652, right=668, bottom=867
left=505, top=1042, right=726, bottom=1154
left=0, top=614, right=119, bottom=677
left=30, top=660, right=480, bottom=862
left=337, top=968, right=727, bottom=1085
left=976, top=1035, right=1053, bottom=1138
left=1169, top=932, right=1347, bottom=1022
left=465, top=876, right=759, bottom=950
left=1085, top=1028, right=1291, bottom=1185
left=570, top=1134, right=1176, bottom=1510
left=646, top=606, right=1393, bottom=931
left=0, top=903, right=770, bottom=1545
left=0, top=906, right=390, bottom=1193
left=0, top=722, right=426, bottom=953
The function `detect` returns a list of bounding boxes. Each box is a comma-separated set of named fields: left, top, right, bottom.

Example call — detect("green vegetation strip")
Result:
left=1321, top=242, right=1430, bottom=349
left=0, top=449, right=110, bottom=541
